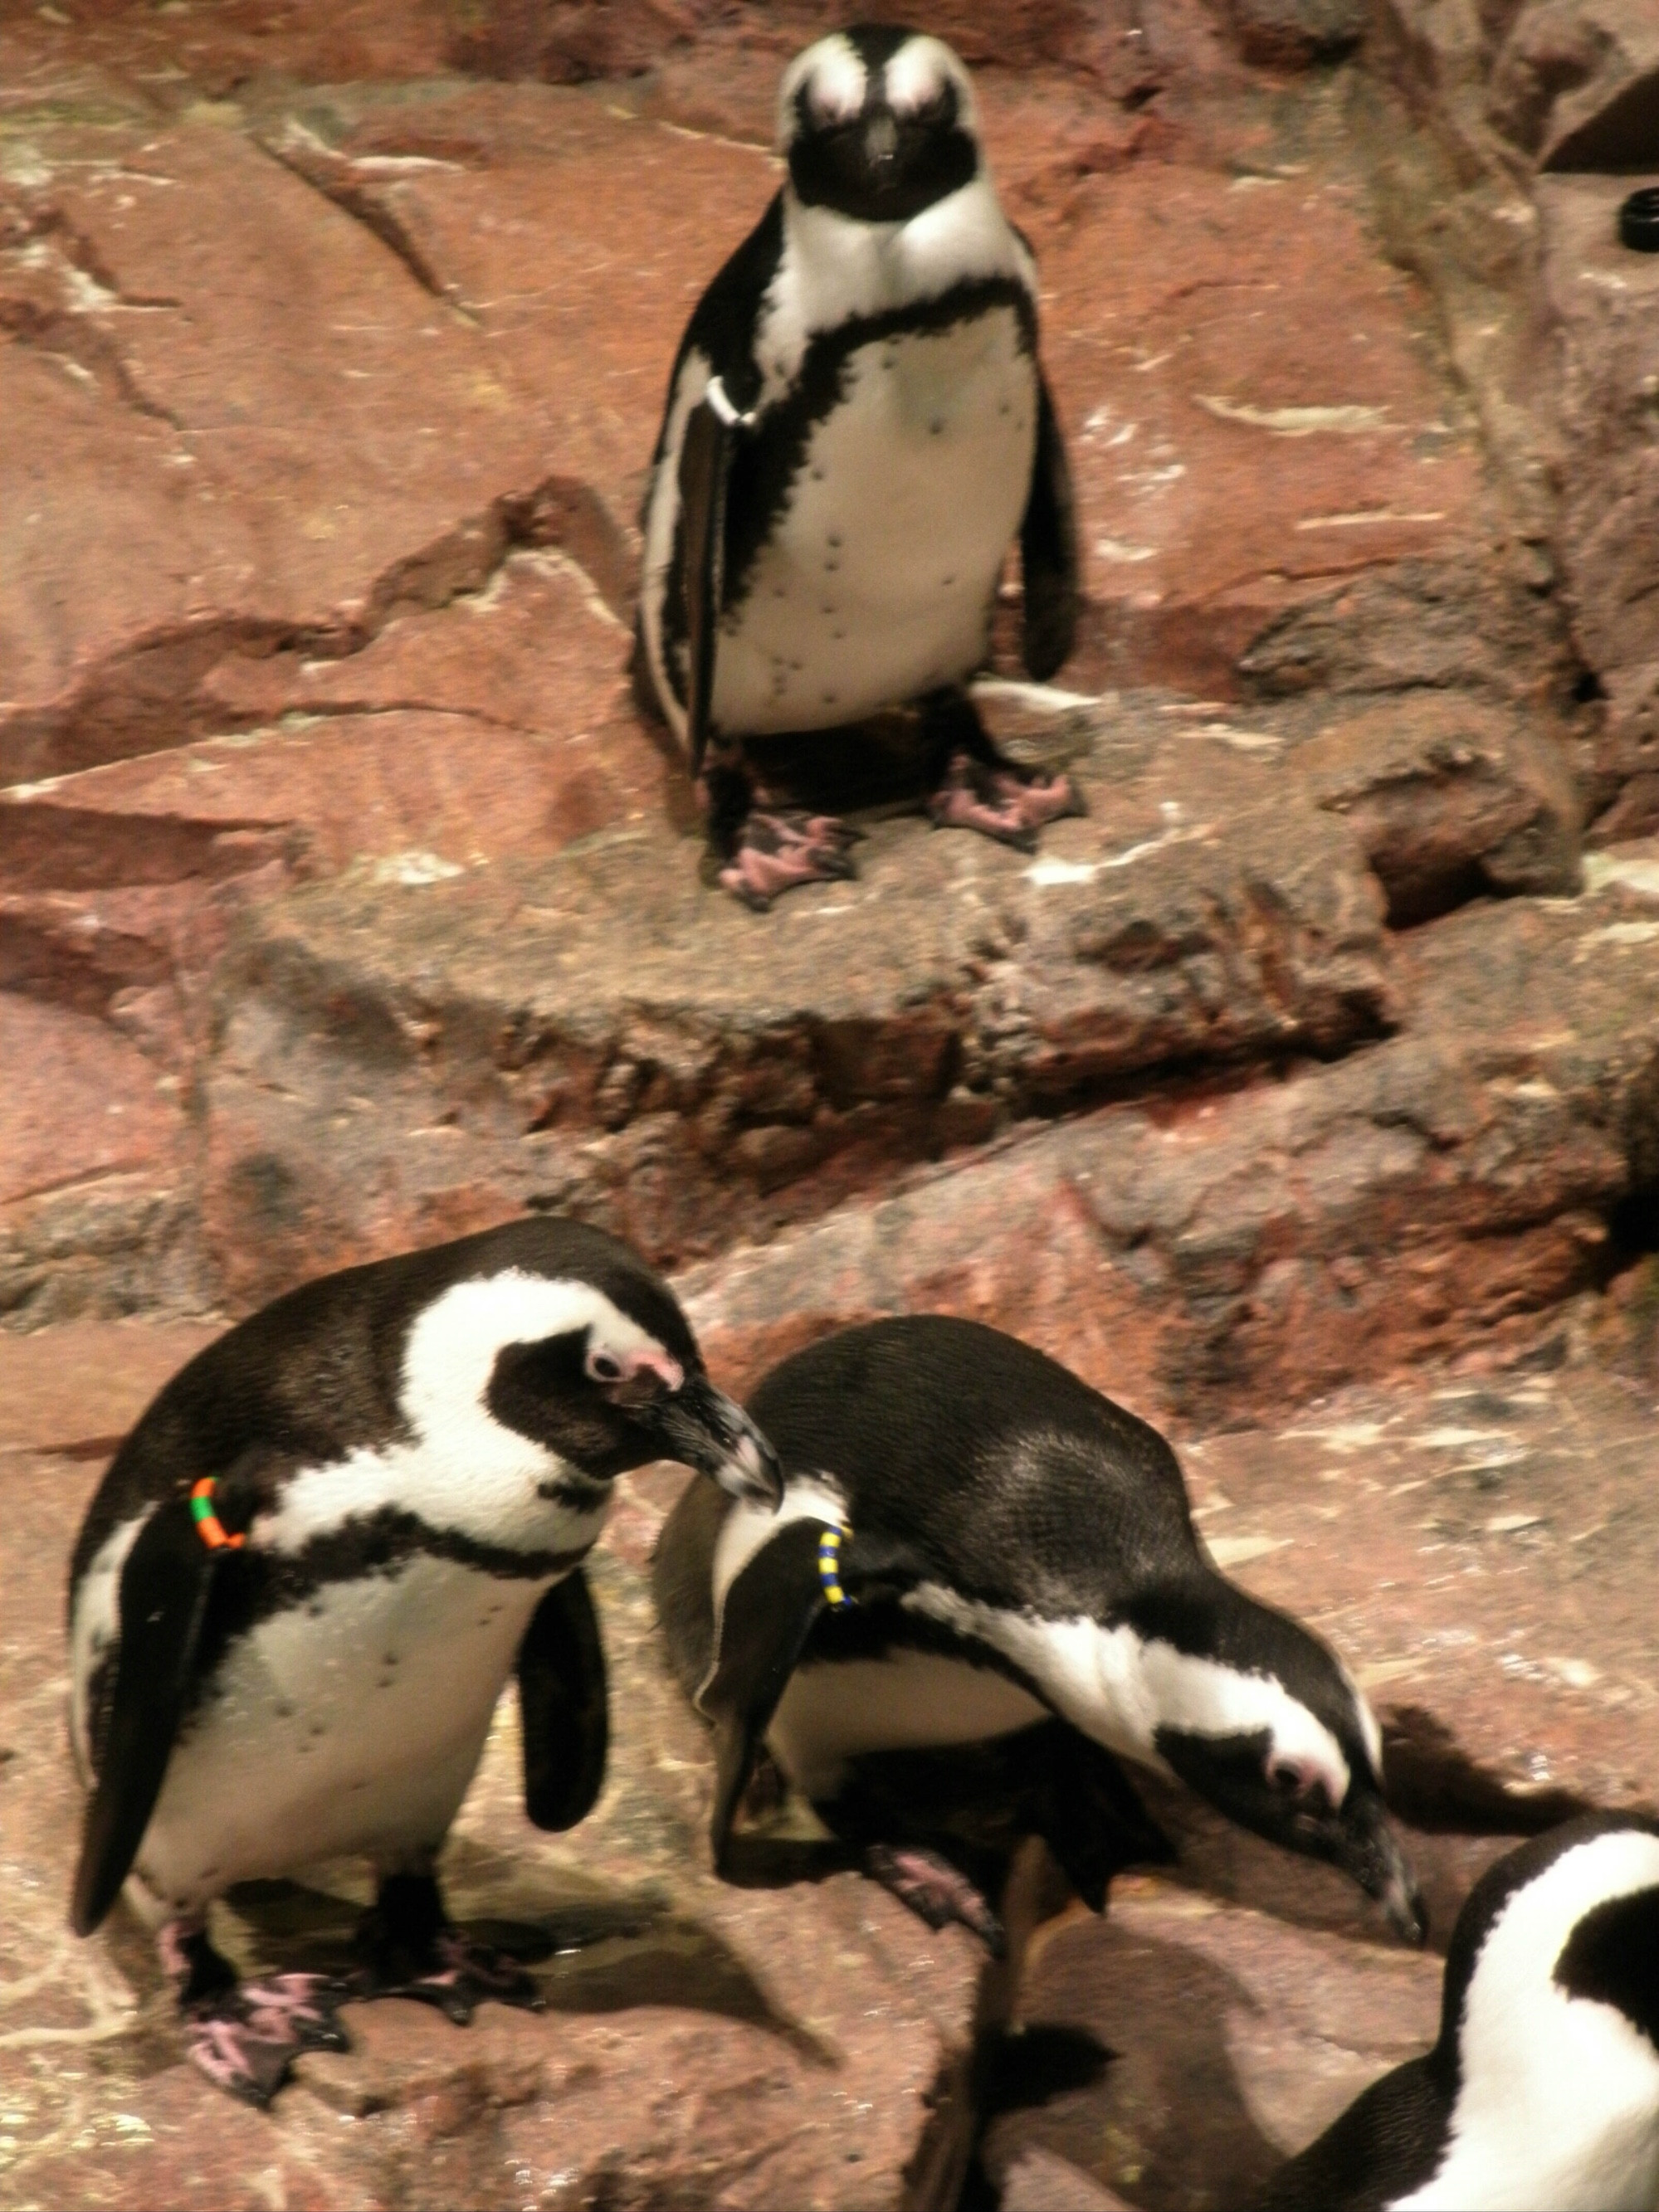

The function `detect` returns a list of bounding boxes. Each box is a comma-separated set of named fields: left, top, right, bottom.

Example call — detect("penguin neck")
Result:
left=1411, top=1832, right=1659, bottom=2212
left=766, top=170, right=1027, bottom=374
left=904, top=1567, right=1347, bottom=1786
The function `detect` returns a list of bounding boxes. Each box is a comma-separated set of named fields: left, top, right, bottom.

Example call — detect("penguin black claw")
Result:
left=653, top=1316, right=1424, bottom=1943
left=66, top=1217, right=778, bottom=2103
left=635, top=27, right=1082, bottom=893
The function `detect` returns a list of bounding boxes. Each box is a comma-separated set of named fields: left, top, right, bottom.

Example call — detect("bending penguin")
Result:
left=636, top=24, right=1083, bottom=912
left=68, top=1217, right=780, bottom=2106
left=653, top=1316, right=1424, bottom=1951
left=1255, top=1812, right=1659, bottom=2211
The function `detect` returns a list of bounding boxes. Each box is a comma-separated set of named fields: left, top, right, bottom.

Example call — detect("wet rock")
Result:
left=1291, top=694, right=1582, bottom=920
left=0, top=1325, right=983, bottom=2212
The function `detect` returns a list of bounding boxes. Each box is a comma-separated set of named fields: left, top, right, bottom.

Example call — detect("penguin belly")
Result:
left=128, top=1556, right=554, bottom=1917
left=766, top=1645, right=1047, bottom=1802
left=714, top=308, right=1037, bottom=737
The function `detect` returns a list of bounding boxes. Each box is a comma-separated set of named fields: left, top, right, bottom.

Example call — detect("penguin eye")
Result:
left=586, top=1348, right=624, bottom=1385
left=1270, top=1758, right=1329, bottom=1809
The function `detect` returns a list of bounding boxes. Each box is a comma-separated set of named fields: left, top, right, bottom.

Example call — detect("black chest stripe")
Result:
left=177, top=1507, right=594, bottom=1705
left=660, top=274, right=1037, bottom=701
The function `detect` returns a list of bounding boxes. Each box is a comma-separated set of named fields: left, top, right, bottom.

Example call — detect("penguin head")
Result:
left=1423, top=1815, right=1659, bottom=2204
left=1120, top=1586, right=1427, bottom=1941
left=399, top=1223, right=782, bottom=1507
left=779, top=25, right=981, bottom=225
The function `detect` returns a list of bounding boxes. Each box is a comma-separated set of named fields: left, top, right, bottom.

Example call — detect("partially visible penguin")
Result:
left=652, top=1316, right=1425, bottom=1949
left=1255, top=1812, right=1659, bottom=2211
left=636, top=23, right=1083, bottom=911
left=67, top=1217, right=780, bottom=2106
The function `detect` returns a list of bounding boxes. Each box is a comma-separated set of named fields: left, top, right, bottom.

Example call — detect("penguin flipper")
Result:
left=1019, top=370, right=1080, bottom=683
left=700, top=1520, right=918, bottom=1873
left=71, top=1497, right=222, bottom=1937
left=676, top=386, right=742, bottom=778
left=517, top=1566, right=608, bottom=1833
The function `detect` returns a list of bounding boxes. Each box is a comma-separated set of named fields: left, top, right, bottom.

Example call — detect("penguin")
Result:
left=1255, top=1811, right=1659, bottom=2211
left=635, top=23, right=1084, bottom=912
left=651, top=1316, right=1425, bottom=1951
left=67, top=1216, right=781, bottom=2106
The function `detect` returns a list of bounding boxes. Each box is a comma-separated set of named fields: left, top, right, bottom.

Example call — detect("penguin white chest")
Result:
left=715, top=308, right=1037, bottom=735
left=133, top=1556, right=559, bottom=1913
left=768, top=1648, right=1047, bottom=1800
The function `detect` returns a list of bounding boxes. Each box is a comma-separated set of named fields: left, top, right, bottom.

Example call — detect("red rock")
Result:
left=0, top=995, right=181, bottom=1210
left=1025, top=158, right=1498, bottom=698
left=1226, top=0, right=1368, bottom=68
left=1291, top=694, right=1581, bottom=920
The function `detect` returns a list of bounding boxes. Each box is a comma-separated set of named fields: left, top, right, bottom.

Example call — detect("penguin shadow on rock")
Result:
left=633, top=23, right=1086, bottom=913
left=63, top=1216, right=783, bottom=2107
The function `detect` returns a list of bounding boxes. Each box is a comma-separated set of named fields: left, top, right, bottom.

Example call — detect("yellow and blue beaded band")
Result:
left=817, top=1523, right=849, bottom=1609
left=189, top=1475, right=245, bottom=1552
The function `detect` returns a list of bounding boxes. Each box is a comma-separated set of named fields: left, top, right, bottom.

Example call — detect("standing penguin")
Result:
left=636, top=24, right=1083, bottom=911
left=68, top=1217, right=780, bottom=2106
left=653, top=1316, right=1424, bottom=1949
left=1255, top=1812, right=1659, bottom=2211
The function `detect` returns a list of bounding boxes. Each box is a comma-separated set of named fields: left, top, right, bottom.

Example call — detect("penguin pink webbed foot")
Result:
left=927, top=749, right=1086, bottom=853
left=162, top=1922, right=351, bottom=2108
left=718, top=809, right=862, bottom=913
left=184, top=1976, right=353, bottom=2106
left=864, top=1843, right=1007, bottom=1956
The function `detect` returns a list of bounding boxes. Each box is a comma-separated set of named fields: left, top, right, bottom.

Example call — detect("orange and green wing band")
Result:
left=817, top=1524, right=848, bottom=1609
left=189, top=1476, right=245, bottom=1551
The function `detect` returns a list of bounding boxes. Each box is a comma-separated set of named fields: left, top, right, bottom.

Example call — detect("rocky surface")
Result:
left=681, top=844, right=1659, bottom=1427
left=3, top=2, right=1658, bottom=2206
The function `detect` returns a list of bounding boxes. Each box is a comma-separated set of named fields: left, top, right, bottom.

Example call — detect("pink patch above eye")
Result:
left=622, top=1347, right=684, bottom=1391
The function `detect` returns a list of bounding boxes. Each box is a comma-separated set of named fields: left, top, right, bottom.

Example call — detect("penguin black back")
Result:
left=746, top=1315, right=1200, bottom=1612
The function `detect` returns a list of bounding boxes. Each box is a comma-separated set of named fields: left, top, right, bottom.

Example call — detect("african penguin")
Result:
left=652, top=1316, right=1424, bottom=1951
left=1256, top=1812, right=1659, bottom=2211
left=67, top=1216, right=780, bottom=2106
left=635, top=23, right=1083, bottom=911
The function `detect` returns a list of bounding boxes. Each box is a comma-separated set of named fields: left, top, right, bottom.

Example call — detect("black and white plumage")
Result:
left=1256, top=1812, right=1659, bottom=2211
left=653, top=1316, right=1424, bottom=1949
left=67, top=1216, right=780, bottom=2104
left=635, top=23, right=1083, bottom=910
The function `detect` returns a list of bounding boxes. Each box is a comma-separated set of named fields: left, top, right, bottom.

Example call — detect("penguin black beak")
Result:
left=1338, top=1786, right=1428, bottom=1945
left=651, top=1376, right=783, bottom=1509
